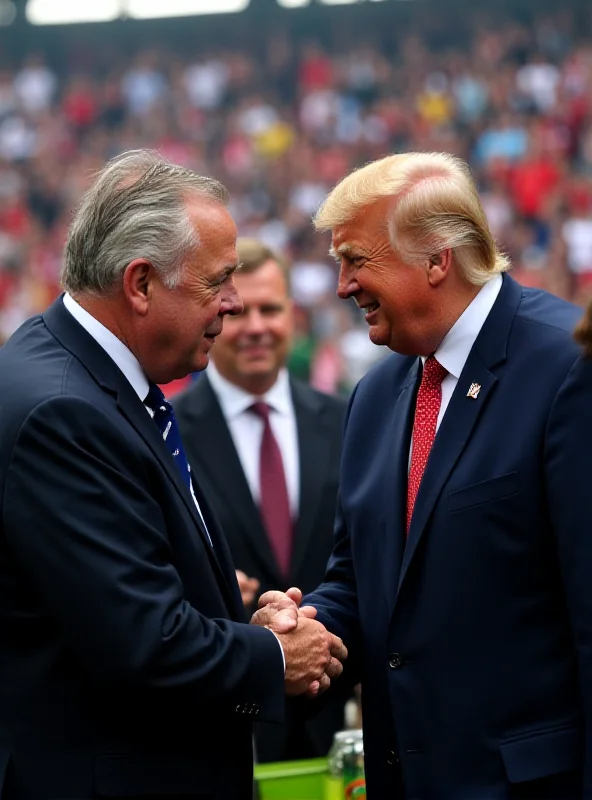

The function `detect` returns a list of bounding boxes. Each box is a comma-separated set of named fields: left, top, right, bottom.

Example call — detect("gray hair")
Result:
left=61, top=149, right=230, bottom=295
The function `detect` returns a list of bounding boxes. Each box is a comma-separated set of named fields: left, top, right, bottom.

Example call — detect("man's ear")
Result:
left=427, top=249, right=453, bottom=286
left=122, top=259, right=154, bottom=316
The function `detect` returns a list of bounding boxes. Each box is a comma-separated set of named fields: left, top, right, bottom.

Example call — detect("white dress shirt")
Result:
left=409, top=274, right=502, bottom=466
left=62, top=293, right=212, bottom=542
left=63, top=293, right=149, bottom=400
left=430, top=273, right=502, bottom=429
left=206, top=361, right=300, bottom=517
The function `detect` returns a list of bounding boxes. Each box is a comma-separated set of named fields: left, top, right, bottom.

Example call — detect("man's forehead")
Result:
left=331, top=220, right=359, bottom=249
left=331, top=214, right=371, bottom=252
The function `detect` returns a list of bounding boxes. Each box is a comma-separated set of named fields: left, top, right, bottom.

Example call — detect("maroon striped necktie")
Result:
left=250, top=401, right=293, bottom=578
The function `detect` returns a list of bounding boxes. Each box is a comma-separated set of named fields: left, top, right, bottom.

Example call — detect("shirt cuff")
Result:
left=270, top=630, right=286, bottom=674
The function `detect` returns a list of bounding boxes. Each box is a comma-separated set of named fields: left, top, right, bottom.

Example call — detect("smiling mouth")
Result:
left=242, top=343, right=271, bottom=352
left=361, top=302, right=379, bottom=314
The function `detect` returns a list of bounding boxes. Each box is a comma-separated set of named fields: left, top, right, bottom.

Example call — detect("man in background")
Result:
left=175, top=238, right=349, bottom=763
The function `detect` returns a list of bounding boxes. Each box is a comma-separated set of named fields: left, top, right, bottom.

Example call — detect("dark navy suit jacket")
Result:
left=0, top=298, right=284, bottom=799
left=305, top=275, right=590, bottom=799
left=175, top=374, right=348, bottom=762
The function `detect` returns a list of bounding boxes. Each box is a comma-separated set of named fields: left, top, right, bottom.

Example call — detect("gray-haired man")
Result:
left=0, top=150, right=346, bottom=800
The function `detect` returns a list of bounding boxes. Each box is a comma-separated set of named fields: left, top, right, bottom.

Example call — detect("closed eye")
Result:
left=343, top=255, right=367, bottom=269
left=210, top=264, right=239, bottom=288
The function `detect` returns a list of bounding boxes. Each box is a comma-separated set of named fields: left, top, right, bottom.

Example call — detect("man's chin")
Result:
left=192, top=352, right=210, bottom=373
left=239, top=356, right=275, bottom=373
left=368, top=325, right=388, bottom=348
left=235, top=363, right=279, bottom=385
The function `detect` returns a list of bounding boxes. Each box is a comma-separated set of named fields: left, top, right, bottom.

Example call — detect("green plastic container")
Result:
left=254, top=757, right=329, bottom=800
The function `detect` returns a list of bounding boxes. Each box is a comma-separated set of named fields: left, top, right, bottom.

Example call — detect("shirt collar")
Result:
left=430, top=273, right=503, bottom=378
left=206, top=360, right=292, bottom=419
left=62, top=293, right=149, bottom=402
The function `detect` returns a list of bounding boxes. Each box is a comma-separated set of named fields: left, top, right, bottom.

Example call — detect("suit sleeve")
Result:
left=545, top=355, right=592, bottom=790
left=3, top=396, right=284, bottom=722
left=304, top=494, right=362, bottom=650
left=303, top=388, right=363, bottom=686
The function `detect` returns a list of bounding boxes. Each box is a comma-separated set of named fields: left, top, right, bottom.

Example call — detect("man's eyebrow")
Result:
left=213, top=263, right=240, bottom=282
left=329, top=243, right=360, bottom=260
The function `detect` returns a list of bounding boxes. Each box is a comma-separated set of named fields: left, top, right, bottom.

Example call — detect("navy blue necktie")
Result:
left=144, top=383, right=192, bottom=492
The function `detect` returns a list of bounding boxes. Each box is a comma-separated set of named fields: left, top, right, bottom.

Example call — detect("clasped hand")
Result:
left=250, top=588, right=347, bottom=697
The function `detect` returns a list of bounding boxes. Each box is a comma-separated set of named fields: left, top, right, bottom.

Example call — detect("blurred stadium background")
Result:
left=0, top=0, right=591, bottom=393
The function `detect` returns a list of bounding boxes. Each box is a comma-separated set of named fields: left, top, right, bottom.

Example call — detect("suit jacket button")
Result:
left=252, top=704, right=260, bottom=715
left=387, top=750, right=399, bottom=765
left=235, top=704, right=243, bottom=713
left=388, top=653, right=403, bottom=669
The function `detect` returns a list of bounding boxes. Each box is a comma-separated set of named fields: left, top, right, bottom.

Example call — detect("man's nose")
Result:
left=243, top=309, right=265, bottom=334
left=222, top=283, right=243, bottom=316
left=337, top=264, right=357, bottom=300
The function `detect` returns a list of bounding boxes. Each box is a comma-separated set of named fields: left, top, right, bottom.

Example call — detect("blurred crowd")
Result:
left=1, top=6, right=592, bottom=392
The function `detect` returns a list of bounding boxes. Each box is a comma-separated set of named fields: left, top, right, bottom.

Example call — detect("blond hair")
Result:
left=313, top=152, right=510, bottom=286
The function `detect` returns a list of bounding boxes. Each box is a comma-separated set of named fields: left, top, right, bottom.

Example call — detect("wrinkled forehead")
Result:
left=330, top=199, right=393, bottom=249
left=330, top=222, right=391, bottom=260
left=330, top=218, right=362, bottom=252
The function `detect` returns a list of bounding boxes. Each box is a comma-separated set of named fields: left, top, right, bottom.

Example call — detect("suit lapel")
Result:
left=43, top=299, right=240, bottom=616
left=395, top=274, right=523, bottom=601
left=381, top=359, right=420, bottom=610
left=290, top=381, right=333, bottom=581
left=115, top=386, right=242, bottom=618
left=114, top=386, right=219, bottom=549
left=181, top=377, right=282, bottom=584
left=397, top=359, right=497, bottom=593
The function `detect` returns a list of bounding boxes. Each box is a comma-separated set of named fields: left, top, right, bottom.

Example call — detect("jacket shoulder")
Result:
left=515, top=287, right=581, bottom=338
left=355, top=350, right=416, bottom=397
left=510, top=288, right=583, bottom=374
left=0, top=316, right=96, bottom=420
left=171, top=375, right=212, bottom=417
left=291, top=378, right=347, bottom=412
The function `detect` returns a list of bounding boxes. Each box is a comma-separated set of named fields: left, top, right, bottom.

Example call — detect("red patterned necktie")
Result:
left=250, top=401, right=293, bottom=578
left=406, top=356, right=448, bottom=534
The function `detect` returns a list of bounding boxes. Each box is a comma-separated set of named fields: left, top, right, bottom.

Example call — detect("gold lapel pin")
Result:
left=467, top=382, right=481, bottom=399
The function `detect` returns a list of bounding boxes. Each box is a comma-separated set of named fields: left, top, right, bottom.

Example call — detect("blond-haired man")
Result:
left=262, top=152, right=589, bottom=798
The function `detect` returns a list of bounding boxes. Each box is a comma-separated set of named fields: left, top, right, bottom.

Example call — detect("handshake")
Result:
left=250, top=587, right=347, bottom=697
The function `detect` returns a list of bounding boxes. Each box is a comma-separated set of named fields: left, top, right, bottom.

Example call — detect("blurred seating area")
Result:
left=0, top=3, right=591, bottom=392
